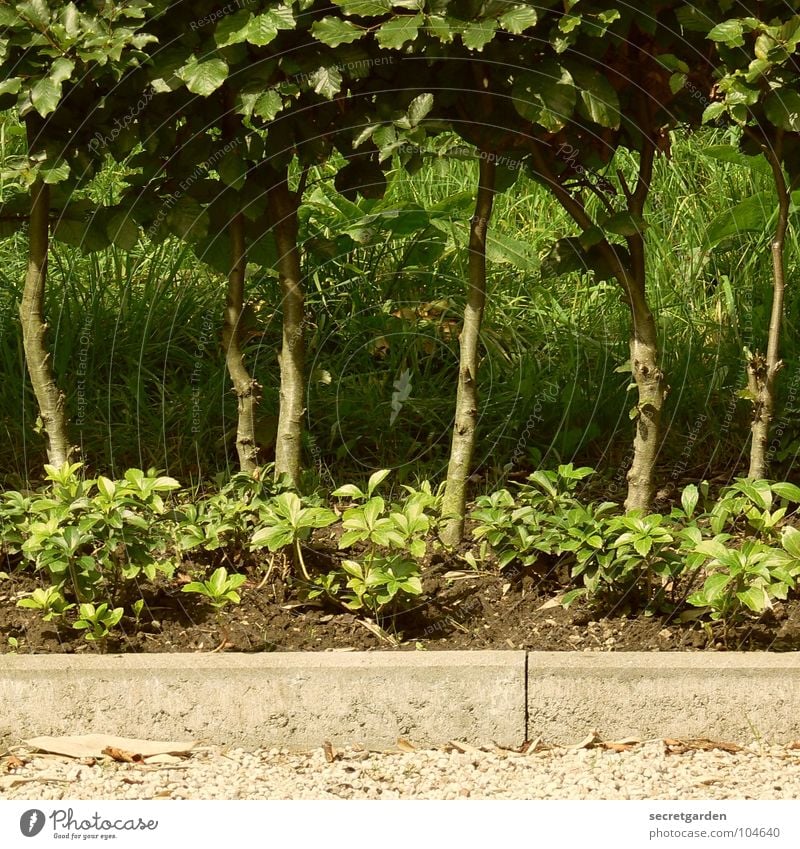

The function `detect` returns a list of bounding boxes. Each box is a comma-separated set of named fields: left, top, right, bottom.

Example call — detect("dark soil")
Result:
left=3, top=551, right=800, bottom=654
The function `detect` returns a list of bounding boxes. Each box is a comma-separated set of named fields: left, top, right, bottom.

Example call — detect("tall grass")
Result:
left=0, top=123, right=797, bottom=488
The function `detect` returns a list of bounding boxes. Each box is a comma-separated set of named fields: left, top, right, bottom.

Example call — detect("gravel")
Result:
left=3, top=739, right=800, bottom=800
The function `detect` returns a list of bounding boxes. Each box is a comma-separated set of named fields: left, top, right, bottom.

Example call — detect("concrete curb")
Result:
left=0, top=651, right=526, bottom=749
left=527, top=653, right=800, bottom=745
left=1, top=652, right=799, bottom=748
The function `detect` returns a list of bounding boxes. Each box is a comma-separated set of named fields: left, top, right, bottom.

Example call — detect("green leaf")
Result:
left=165, top=195, right=209, bottom=242
left=707, top=20, right=744, bottom=45
left=218, top=150, right=247, bottom=190
left=512, top=61, right=576, bottom=132
left=247, top=14, right=279, bottom=46
left=737, top=585, right=770, bottom=613
left=461, top=19, right=496, bottom=50
left=783, top=527, right=800, bottom=560
left=18, top=0, right=50, bottom=29
left=376, top=14, right=422, bottom=49
left=106, top=209, right=139, bottom=250
left=680, top=484, right=699, bottom=518
left=402, top=92, right=433, bottom=129
left=251, top=526, right=295, bottom=551
left=367, top=469, right=391, bottom=496
left=702, top=572, right=732, bottom=602
left=331, top=0, right=391, bottom=16
left=312, top=17, right=363, bottom=47
left=179, top=57, right=229, bottom=97
left=38, top=157, right=70, bottom=184
left=568, top=63, right=620, bottom=129
left=0, top=78, right=21, bottom=97
left=31, top=76, right=63, bottom=118
left=215, top=10, right=252, bottom=46
left=694, top=539, right=731, bottom=562
left=705, top=191, right=773, bottom=246
left=252, top=89, right=283, bottom=121
left=702, top=102, right=727, bottom=123
left=772, top=482, right=800, bottom=503
left=498, top=5, right=537, bottom=34
left=601, top=211, right=646, bottom=237
left=308, top=64, right=343, bottom=98
left=764, top=90, right=800, bottom=132
left=332, top=483, right=366, bottom=499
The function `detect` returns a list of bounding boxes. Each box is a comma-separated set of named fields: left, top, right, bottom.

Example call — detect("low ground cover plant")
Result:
left=2, top=463, right=800, bottom=647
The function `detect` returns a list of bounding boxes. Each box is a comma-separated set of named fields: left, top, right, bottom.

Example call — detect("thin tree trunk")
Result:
left=625, top=291, right=665, bottom=511
left=623, top=141, right=664, bottom=512
left=268, top=178, right=305, bottom=486
left=222, top=210, right=260, bottom=472
left=529, top=138, right=663, bottom=512
left=21, top=122, right=70, bottom=467
left=748, top=135, right=789, bottom=480
left=441, top=156, right=496, bottom=547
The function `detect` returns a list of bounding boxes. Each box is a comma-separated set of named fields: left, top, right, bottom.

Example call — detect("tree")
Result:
left=702, top=7, right=800, bottom=479
left=0, top=0, right=156, bottom=467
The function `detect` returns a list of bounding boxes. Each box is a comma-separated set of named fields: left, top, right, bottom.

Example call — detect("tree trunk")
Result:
left=222, top=210, right=261, bottom=472
left=748, top=139, right=789, bottom=480
left=440, top=156, right=496, bottom=547
left=528, top=138, right=664, bottom=513
left=625, top=291, right=665, bottom=512
left=20, top=147, right=71, bottom=468
left=268, top=178, right=305, bottom=486
left=622, top=140, right=664, bottom=512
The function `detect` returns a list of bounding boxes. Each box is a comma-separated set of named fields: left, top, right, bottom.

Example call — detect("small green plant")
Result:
left=19, top=464, right=179, bottom=605
left=709, top=479, right=800, bottom=538
left=337, top=555, right=423, bottom=613
left=686, top=537, right=797, bottom=634
left=307, top=471, right=428, bottom=616
left=250, top=492, right=337, bottom=581
left=181, top=566, right=247, bottom=611
left=16, top=586, right=74, bottom=622
left=72, top=602, right=124, bottom=643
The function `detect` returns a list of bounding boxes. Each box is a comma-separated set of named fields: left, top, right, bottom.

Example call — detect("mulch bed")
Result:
left=2, top=553, right=799, bottom=654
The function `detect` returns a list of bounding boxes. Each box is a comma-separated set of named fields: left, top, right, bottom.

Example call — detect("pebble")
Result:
left=3, top=741, right=800, bottom=800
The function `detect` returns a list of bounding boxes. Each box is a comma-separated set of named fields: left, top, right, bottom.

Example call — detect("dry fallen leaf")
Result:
left=569, top=731, right=603, bottom=750
left=25, top=734, right=196, bottom=760
left=602, top=737, right=641, bottom=753
left=143, top=754, right=183, bottom=765
left=396, top=738, right=416, bottom=753
left=102, top=747, right=143, bottom=764
left=447, top=740, right=483, bottom=755
left=664, top=738, right=742, bottom=755
left=2, top=755, right=26, bottom=772
left=322, top=741, right=338, bottom=763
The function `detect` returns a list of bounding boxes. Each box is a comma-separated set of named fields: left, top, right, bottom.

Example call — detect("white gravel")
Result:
left=3, top=739, right=800, bottom=800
